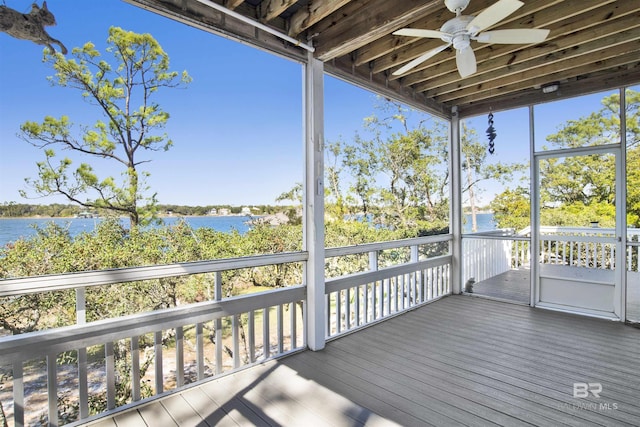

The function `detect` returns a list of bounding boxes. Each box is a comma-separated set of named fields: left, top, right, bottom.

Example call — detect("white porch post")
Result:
left=450, top=106, right=462, bottom=294
left=529, top=105, right=538, bottom=307
left=303, top=52, right=326, bottom=351
left=616, top=87, right=627, bottom=321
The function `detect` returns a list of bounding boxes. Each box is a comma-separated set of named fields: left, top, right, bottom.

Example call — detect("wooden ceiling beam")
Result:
left=413, top=12, right=640, bottom=94
left=393, top=0, right=625, bottom=85
left=457, top=66, right=640, bottom=117
left=259, top=0, right=297, bottom=23
left=371, top=0, right=564, bottom=73
left=447, top=51, right=640, bottom=108
left=288, top=0, right=351, bottom=38
left=436, top=38, right=640, bottom=105
left=224, top=0, right=244, bottom=10
left=354, top=0, right=494, bottom=67
left=312, top=0, right=442, bottom=61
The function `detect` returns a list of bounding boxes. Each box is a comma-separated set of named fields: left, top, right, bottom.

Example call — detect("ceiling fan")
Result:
left=392, top=0, right=550, bottom=78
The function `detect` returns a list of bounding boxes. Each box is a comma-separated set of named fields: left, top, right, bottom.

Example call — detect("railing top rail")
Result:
left=325, top=254, right=452, bottom=294
left=0, top=251, right=308, bottom=297
left=325, top=234, right=451, bottom=258
left=0, top=285, right=305, bottom=365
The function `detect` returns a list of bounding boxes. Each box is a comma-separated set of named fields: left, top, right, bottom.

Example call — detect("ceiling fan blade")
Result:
left=456, top=46, right=477, bottom=78
left=393, top=28, right=447, bottom=39
left=392, top=44, right=450, bottom=76
left=477, top=29, right=550, bottom=44
left=467, top=0, right=523, bottom=34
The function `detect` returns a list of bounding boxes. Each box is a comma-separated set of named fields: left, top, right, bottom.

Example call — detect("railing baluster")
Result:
left=290, top=303, right=296, bottom=349
left=13, top=362, right=24, bottom=427
left=106, top=342, right=115, bottom=410
left=232, top=314, right=240, bottom=369
left=154, top=331, right=163, bottom=394
left=277, top=304, right=284, bottom=354
left=249, top=310, right=256, bottom=362
left=131, top=336, right=140, bottom=401
left=263, top=306, right=270, bottom=359
left=196, top=322, right=204, bottom=380
left=336, top=290, right=342, bottom=333
left=385, top=278, right=391, bottom=315
left=46, top=353, right=58, bottom=427
left=345, top=288, right=351, bottom=330
left=354, top=284, right=361, bottom=326
left=215, top=318, right=222, bottom=375
left=78, top=347, right=88, bottom=419
left=176, top=326, right=184, bottom=388
left=378, top=278, right=384, bottom=316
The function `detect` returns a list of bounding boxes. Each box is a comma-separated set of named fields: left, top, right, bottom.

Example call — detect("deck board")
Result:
left=83, top=296, right=640, bottom=427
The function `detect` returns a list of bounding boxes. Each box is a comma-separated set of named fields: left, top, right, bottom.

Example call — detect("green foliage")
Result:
left=492, top=89, right=640, bottom=229
left=19, top=27, right=191, bottom=227
left=326, top=99, right=523, bottom=233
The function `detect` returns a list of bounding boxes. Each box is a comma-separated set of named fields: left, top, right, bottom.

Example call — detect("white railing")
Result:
left=324, top=235, right=452, bottom=338
left=537, top=226, right=640, bottom=272
left=462, top=229, right=530, bottom=284
left=463, top=227, right=640, bottom=281
left=0, top=236, right=453, bottom=426
left=0, top=252, right=308, bottom=427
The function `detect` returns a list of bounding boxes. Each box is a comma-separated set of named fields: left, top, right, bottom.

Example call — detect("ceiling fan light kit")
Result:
left=392, top=0, right=550, bottom=78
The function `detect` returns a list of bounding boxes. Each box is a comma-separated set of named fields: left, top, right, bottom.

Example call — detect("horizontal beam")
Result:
left=0, top=252, right=308, bottom=297
left=326, top=255, right=452, bottom=294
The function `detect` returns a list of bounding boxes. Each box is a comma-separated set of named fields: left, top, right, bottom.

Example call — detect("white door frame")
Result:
left=532, top=144, right=625, bottom=320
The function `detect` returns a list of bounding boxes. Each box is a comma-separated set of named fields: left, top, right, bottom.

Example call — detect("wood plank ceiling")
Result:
left=127, top=0, right=640, bottom=118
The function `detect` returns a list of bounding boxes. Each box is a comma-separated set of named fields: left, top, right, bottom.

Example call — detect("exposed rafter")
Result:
left=125, top=0, right=640, bottom=117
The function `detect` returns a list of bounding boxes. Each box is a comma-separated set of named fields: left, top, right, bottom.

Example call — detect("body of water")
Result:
left=0, top=215, right=253, bottom=247
left=0, top=213, right=496, bottom=247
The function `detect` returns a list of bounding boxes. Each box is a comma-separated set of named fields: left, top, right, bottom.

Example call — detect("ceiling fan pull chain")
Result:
left=487, top=111, right=496, bottom=154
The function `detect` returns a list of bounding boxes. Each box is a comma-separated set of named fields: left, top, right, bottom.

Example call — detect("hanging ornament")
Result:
left=486, top=111, right=497, bottom=154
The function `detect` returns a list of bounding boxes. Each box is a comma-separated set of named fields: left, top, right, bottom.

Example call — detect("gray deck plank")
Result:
left=78, top=296, right=640, bottom=427
left=137, top=401, right=178, bottom=426
left=160, top=394, right=205, bottom=426
left=84, top=417, right=118, bottom=427
left=181, top=387, right=239, bottom=427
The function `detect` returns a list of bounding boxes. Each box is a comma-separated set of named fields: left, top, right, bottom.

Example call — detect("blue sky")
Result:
left=0, top=1, right=626, bottom=207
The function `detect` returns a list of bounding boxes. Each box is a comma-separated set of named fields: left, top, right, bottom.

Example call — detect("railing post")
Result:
left=303, top=52, right=326, bottom=351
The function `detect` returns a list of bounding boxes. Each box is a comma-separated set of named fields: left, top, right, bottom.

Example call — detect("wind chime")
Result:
left=486, top=110, right=497, bottom=154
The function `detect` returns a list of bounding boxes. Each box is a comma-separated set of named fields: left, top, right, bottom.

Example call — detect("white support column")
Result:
left=616, top=87, right=627, bottom=321
left=450, top=106, right=462, bottom=294
left=529, top=105, right=539, bottom=307
left=303, top=52, right=326, bottom=351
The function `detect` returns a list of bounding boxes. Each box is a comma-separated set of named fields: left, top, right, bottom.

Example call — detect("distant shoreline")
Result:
left=0, top=213, right=255, bottom=220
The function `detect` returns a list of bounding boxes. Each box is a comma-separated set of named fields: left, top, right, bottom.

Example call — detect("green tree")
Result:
left=329, top=99, right=524, bottom=234
left=540, top=89, right=639, bottom=226
left=19, top=27, right=191, bottom=227
left=492, top=89, right=640, bottom=228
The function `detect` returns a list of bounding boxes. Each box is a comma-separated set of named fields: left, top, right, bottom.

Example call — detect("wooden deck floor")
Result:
left=469, top=269, right=531, bottom=304
left=84, top=296, right=640, bottom=427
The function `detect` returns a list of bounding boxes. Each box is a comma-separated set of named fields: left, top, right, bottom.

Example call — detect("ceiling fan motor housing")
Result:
left=440, top=15, right=475, bottom=48
left=444, top=0, right=471, bottom=14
